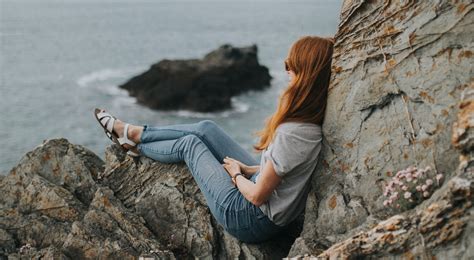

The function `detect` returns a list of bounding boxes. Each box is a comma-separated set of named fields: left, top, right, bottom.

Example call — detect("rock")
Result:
left=288, top=0, right=473, bottom=255
left=119, top=44, right=271, bottom=112
left=0, top=139, right=173, bottom=259
left=305, top=168, right=473, bottom=259
left=0, top=138, right=298, bottom=259
left=288, top=65, right=474, bottom=259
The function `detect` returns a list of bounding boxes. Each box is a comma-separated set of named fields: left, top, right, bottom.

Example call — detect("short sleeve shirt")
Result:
left=256, top=121, right=322, bottom=226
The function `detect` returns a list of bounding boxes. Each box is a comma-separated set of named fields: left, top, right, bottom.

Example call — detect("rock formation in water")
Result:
left=119, top=44, right=272, bottom=112
left=1, top=0, right=473, bottom=259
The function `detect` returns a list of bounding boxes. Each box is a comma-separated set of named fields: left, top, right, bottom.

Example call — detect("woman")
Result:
left=94, top=35, right=334, bottom=243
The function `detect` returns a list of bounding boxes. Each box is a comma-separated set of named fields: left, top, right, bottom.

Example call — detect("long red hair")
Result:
left=253, top=36, right=334, bottom=152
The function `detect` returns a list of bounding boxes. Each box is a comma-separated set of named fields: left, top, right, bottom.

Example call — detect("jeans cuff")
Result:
left=140, top=124, right=148, bottom=143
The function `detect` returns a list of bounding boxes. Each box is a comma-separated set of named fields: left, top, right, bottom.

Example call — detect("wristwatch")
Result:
left=232, top=172, right=244, bottom=183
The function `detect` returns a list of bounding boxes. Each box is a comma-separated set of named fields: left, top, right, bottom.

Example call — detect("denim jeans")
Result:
left=136, top=120, right=285, bottom=243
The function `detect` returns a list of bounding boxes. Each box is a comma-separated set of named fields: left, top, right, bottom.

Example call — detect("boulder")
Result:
left=119, top=44, right=272, bottom=112
left=0, top=139, right=173, bottom=259
left=288, top=0, right=473, bottom=257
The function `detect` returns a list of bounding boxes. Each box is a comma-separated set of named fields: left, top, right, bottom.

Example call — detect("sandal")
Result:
left=94, top=108, right=140, bottom=157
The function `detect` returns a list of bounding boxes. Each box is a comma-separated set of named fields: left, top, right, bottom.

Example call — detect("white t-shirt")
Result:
left=256, top=121, right=322, bottom=226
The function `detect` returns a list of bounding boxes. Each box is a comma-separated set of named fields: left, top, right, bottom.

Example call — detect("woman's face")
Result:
left=285, top=58, right=296, bottom=83
left=287, top=69, right=296, bottom=83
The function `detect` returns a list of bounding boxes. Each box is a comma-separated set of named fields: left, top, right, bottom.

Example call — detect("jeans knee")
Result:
left=181, top=134, right=201, bottom=146
left=197, top=120, right=218, bottom=134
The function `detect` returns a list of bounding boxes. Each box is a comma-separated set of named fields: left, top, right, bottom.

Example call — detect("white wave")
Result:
left=77, top=67, right=143, bottom=88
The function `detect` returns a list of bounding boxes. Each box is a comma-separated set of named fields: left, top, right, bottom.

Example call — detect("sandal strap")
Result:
left=97, top=111, right=115, bottom=133
left=117, top=123, right=137, bottom=147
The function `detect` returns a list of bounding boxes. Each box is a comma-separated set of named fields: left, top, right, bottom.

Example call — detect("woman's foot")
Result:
left=111, top=119, right=143, bottom=155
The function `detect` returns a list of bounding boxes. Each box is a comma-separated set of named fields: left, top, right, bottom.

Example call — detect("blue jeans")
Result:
left=136, top=120, right=285, bottom=243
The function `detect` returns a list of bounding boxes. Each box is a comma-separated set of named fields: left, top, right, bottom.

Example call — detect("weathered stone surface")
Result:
left=287, top=70, right=473, bottom=260
left=0, top=138, right=298, bottom=259
left=287, top=0, right=473, bottom=255
left=0, top=139, right=173, bottom=259
left=119, top=44, right=271, bottom=112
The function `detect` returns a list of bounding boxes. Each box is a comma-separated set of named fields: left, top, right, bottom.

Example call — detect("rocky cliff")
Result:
left=1, top=0, right=473, bottom=259
left=288, top=0, right=473, bottom=258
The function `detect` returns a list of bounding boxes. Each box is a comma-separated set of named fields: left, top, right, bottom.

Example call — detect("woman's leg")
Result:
left=137, top=134, right=249, bottom=231
left=138, top=120, right=258, bottom=166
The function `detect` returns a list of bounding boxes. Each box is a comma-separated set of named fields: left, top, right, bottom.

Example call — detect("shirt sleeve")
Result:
left=267, top=130, right=318, bottom=177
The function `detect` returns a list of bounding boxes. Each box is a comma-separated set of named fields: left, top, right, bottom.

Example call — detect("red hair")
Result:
left=253, top=36, right=334, bottom=152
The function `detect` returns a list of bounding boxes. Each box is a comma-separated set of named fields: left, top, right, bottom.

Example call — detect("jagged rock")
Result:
left=119, top=44, right=272, bottom=112
left=289, top=153, right=473, bottom=260
left=0, top=139, right=173, bottom=259
left=99, top=144, right=299, bottom=259
left=288, top=0, right=474, bottom=256
left=7, top=245, right=70, bottom=260
left=0, top=138, right=298, bottom=259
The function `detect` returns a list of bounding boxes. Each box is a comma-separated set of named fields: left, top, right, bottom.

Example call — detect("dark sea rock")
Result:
left=119, top=44, right=272, bottom=112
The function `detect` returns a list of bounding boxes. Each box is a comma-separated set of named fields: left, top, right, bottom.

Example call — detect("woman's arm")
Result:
left=243, top=165, right=260, bottom=176
left=224, top=159, right=281, bottom=207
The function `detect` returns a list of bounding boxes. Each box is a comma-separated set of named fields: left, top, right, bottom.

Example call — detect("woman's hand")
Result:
left=222, top=157, right=242, bottom=177
left=223, top=156, right=252, bottom=175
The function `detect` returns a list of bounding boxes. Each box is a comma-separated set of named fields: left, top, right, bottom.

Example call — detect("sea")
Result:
left=0, top=0, right=341, bottom=174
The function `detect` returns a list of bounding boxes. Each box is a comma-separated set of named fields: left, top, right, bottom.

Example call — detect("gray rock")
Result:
left=0, top=139, right=173, bottom=259
left=288, top=0, right=473, bottom=257
left=0, top=138, right=297, bottom=259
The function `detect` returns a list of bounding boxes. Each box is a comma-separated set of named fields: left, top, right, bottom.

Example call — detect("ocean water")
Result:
left=0, top=0, right=341, bottom=174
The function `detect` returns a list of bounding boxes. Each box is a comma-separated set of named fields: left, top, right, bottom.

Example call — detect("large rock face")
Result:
left=288, top=0, right=473, bottom=257
left=119, top=44, right=271, bottom=112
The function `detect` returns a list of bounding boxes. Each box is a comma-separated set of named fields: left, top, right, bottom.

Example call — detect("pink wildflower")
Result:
left=421, top=184, right=428, bottom=191
left=426, top=179, right=433, bottom=186
left=423, top=191, right=430, bottom=197
left=404, top=192, right=412, bottom=199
